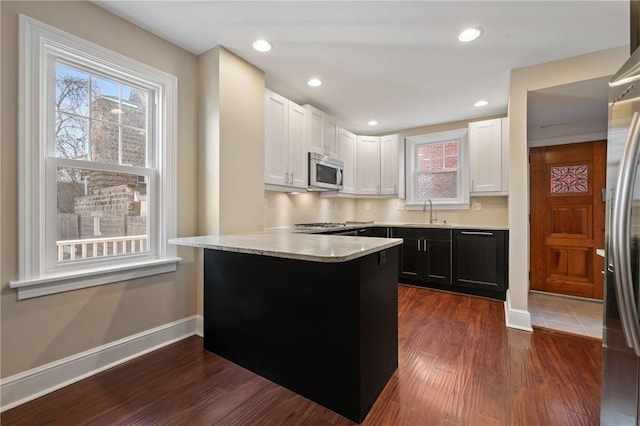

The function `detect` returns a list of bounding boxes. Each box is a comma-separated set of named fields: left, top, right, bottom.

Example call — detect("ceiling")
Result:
left=94, top=1, right=629, bottom=135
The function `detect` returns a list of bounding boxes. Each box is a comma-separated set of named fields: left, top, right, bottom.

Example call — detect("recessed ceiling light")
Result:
left=307, top=78, right=322, bottom=87
left=458, top=28, right=482, bottom=43
left=368, top=120, right=378, bottom=126
left=474, top=100, right=489, bottom=107
left=252, top=39, right=272, bottom=52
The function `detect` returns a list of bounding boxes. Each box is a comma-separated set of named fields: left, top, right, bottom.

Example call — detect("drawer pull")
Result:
left=461, top=231, right=494, bottom=236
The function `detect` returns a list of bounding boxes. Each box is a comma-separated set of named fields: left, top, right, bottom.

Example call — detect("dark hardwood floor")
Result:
left=1, top=285, right=601, bottom=425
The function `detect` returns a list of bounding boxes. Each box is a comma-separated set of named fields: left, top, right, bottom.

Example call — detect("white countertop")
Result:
left=291, top=222, right=509, bottom=233
left=373, top=222, right=509, bottom=231
left=169, top=233, right=403, bottom=263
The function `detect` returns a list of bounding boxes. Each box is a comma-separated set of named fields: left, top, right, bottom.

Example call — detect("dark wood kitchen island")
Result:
left=170, top=232, right=402, bottom=423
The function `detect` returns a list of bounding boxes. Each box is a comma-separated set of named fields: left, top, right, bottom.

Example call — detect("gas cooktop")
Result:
left=294, top=221, right=373, bottom=229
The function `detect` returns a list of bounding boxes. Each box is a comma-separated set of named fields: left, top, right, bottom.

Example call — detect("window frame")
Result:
left=404, top=128, right=470, bottom=210
left=11, top=15, right=180, bottom=300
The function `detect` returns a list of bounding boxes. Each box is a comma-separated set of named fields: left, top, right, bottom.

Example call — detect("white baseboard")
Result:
left=504, top=290, right=533, bottom=332
left=196, top=314, right=203, bottom=337
left=0, top=316, right=198, bottom=413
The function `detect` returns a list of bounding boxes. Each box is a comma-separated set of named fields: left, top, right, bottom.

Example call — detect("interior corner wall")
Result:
left=1, top=1, right=199, bottom=378
left=507, top=45, right=629, bottom=318
left=198, top=47, right=265, bottom=235
left=198, top=48, right=222, bottom=235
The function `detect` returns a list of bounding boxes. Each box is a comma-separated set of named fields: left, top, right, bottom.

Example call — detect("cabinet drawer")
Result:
left=452, top=229, right=507, bottom=293
left=391, top=227, right=451, bottom=240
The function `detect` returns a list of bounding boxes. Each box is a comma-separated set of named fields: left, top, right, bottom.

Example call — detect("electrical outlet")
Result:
left=365, top=202, right=371, bottom=210
left=398, top=201, right=405, bottom=210
left=264, top=198, right=269, bottom=209
left=471, top=201, right=482, bottom=211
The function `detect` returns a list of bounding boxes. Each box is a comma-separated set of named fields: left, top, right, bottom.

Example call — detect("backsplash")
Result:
left=264, top=191, right=508, bottom=229
left=264, top=191, right=357, bottom=229
left=354, top=197, right=508, bottom=227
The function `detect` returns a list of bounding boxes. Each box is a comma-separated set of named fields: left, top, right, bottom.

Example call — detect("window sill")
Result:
left=9, top=257, right=182, bottom=300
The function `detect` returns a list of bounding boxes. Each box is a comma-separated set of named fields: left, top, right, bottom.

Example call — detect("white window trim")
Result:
left=10, top=15, right=180, bottom=300
left=405, top=128, right=470, bottom=211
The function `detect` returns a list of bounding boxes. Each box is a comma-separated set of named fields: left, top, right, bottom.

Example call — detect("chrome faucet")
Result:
left=423, top=199, right=435, bottom=224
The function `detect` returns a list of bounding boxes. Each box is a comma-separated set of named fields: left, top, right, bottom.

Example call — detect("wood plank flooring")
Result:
left=1, top=285, right=602, bottom=425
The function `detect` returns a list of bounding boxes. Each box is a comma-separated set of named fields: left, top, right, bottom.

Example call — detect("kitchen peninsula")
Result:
left=170, top=233, right=402, bottom=423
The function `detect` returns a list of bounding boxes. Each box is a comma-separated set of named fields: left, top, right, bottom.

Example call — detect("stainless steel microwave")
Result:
left=308, top=152, right=343, bottom=191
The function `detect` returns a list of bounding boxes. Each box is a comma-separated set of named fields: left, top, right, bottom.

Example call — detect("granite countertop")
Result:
left=291, top=222, right=509, bottom=233
left=372, top=222, right=509, bottom=231
left=169, top=233, right=403, bottom=263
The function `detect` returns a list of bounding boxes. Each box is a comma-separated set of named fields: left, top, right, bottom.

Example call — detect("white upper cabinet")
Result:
left=338, top=128, right=357, bottom=194
left=265, top=90, right=289, bottom=187
left=305, top=105, right=338, bottom=157
left=380, top=135, right=400, bottom=195
left=356, top=134, right=401, bottom=196
left=356, top=136, right=381, bottom=195
left=288, top=102, right=308, bottom=189
left=265, top=89, right=307, bottom=191
left=323, top=115, right=338, bottom=157
left=468, top=118, right=509, bottom=195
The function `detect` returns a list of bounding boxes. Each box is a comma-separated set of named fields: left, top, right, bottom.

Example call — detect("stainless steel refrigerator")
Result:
left=602, top=46, right=640, bottom=425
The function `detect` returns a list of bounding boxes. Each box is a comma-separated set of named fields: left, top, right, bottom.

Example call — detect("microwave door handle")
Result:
left=612, top=110, right=640, bottom=356
left=337, top=169, right=343, bottom=187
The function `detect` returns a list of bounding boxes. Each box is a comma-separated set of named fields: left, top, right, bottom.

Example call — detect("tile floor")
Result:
left=528, top=291, right=603, bottom=339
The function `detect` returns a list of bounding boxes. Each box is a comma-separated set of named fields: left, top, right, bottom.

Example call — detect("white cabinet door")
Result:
left=265, top=90, right=289, bottom=186
left=324, top=116, right=338, bottom=157
left=288, top=102, right=308, bottom=189
left=356, top=136, right=381, bottom=195
left=469, top=118, right=503, bottom=194
left=305, top=105, right=324, bottom=155
left=338, top=128, right=357, bottom=194
left=380, top=134, right=399, bottom=195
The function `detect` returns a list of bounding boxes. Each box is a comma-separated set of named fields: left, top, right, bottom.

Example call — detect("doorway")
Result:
left=529, top=141, right=606, bottom=300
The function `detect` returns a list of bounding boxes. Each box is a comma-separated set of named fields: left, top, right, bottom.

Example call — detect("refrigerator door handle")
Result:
left=612, top=111, right=640, bottom=356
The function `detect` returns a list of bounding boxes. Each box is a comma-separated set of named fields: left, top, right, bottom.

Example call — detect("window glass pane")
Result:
left=56, top=112, right=89, bottom=160
left=91, top=121, right=120, bottom=164
left=415, top=139, right=459, bottom=200
left=121, top=86, right=147, bottom=129
left=122, top=128, right=147, bottom=167
left=56, top=167, right=148, bottom=262
left=91, top=75, right=121, bottom=123
left=55, top=64, right=89, bottom=117
left=416, top=171, right=458, bottom=199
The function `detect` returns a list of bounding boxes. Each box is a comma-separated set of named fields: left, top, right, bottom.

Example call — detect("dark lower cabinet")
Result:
left=452, top=229, right=508, bottom=298
left=392, top=227, right=452, bottom=286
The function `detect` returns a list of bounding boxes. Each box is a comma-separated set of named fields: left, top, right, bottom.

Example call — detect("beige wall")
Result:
left=0, top=1, right=199, bottom=377
left=507, top=46, right=629, bottom=318
left=197, top=46, right=265, bottom=315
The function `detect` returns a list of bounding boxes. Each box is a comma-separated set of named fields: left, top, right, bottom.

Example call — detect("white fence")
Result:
left=57, top=235, right=147, bottom=261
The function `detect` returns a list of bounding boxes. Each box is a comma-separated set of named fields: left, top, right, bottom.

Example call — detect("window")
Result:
left=11, top=15, right=179, bottom=299
left=405, top=128, right=470, bottom=209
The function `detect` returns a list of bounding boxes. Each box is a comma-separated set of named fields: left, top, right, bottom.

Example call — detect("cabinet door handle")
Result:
left=461, top=231, right=494, bottom=236
left=423, top=239, right=427, bottom=251
left=291, top=172, right=294, bottom=184
left=285, top=171, right=289, bottom=185
left=417, top=239, right=421, bottom=252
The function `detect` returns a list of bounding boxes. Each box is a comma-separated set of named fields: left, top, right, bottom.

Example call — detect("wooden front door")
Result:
left=530, top=141, right=606, bottom=299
